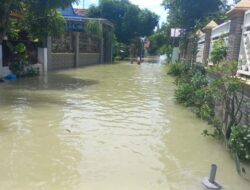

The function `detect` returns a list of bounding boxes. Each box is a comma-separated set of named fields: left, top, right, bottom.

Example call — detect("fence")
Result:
left=196, top=2, right=250, bottom=78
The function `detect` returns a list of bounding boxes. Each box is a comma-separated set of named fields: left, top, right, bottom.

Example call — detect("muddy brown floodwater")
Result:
left=0, top=62, right=249, bottom=190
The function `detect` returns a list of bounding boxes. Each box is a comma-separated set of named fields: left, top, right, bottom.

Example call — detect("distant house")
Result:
left=74, top=8, right=88, bottom=17
left=46, top=5, right=113, bottom=71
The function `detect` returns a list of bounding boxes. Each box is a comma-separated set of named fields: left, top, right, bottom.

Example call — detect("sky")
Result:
left=73, top=0, right=167, bottom=25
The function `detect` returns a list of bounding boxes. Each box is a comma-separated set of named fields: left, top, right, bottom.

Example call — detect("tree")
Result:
left=0, top=0, right=77, bottom=44
left=87, top=0, right=159, bottom=44
left=148, top=23, right=172, bottom=56
left=162, top=0, right=223, bottom=31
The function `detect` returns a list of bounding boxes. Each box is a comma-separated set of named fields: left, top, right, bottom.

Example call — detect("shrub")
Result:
left=168, top=62, right=189, bottom=77
left=175, top=83, right=195, bottom=106
left=9, top=61, right=39, bottom=78
left=175, top=71, right=209, bottom=107
left=229, top=126, right=250, bottom=163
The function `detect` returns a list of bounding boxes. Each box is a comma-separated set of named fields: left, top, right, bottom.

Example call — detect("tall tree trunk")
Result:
left=0, top=0, right=14, bottom=44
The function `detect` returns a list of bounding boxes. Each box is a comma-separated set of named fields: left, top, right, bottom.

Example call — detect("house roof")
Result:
left=74, top=8, right=88, bottom=16
left=59, top=5, right=113, bottom=28
left=59, top=5, right=87, bottom=19
left=227, top=0, right=250, bottom=16
left=202, top=20, right=218, bottom=31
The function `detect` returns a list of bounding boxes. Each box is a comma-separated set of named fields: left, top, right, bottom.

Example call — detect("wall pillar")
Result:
left=202, top=29, right=212, bottom=66
left=75, top=32, right=80, bottom=67
left=226, top=0, right=250, bottom=63
left=227, top=13, right=245, bottom=62
left=202, top=21, right=217, bottom=66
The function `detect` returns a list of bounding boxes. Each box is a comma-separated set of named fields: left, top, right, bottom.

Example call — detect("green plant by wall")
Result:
left=229, top=126, right=250, bottom=163
left=210, top=37, right=227, bottom=64
left=8, top=43, right=39, bottom=78
left=85, top=21, right=102, bottom=37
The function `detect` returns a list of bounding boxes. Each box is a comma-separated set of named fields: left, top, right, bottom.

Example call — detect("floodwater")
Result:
left=0, top=62, right=249, bottom=190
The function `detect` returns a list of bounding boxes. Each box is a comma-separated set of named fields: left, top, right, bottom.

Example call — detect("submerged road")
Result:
left=0, top=62, right=249, bottom=190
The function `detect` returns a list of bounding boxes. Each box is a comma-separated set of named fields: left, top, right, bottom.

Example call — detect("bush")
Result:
left=8, top=42, right=39, bottom=78
left=9, top=61, right=26, bottom=77
left=229, top=126, right=250, bottom=163
left=175, top=72, right=209, bottom=107
left=9, top=61, right=39, bottom=78
left=168, top=62, right=189, bottom=77
left=175, top=83, right=195, bottom=106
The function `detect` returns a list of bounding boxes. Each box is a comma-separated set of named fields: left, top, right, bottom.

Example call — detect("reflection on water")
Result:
left=0, top=63, right=249, bottom=190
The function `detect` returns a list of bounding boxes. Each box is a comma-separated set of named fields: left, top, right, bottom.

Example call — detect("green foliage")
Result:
left=229, top=126, right=250, bottom=163
left=85, top=21, right=101, bottom=36
left=1, top=0, right=77, bottom=43
left=168, top=62, right=189, bottom=76
left=209, top=62, right=244, bottom=127
left=23, top=9, right=66, bottom=40
left=9, top=60, right=39, bottom=78
left=172, top=60, right=247, bottom=143
left=87, top=0, right=159, bottom=44
left=148, top=23, right=172, bottom=56
left=8, top=42, right=39, bottom=77
left=172, top=62, right=221, bottom=136
left=210, top=37, right=227, bottom=64
left=175, top=71, right=208, bottom=107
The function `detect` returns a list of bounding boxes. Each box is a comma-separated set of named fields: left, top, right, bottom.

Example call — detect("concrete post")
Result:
left=0, top=44, right=2, bottom=76
left=0, top=44, right=3, bottom=69
left=99, top=22, right=104, bottom=64
left=38, top=47, right=47, bottom=73
left=110, top=30, right=113, bottom=63
left=202, top=21, right=218, bottom=66
left=47, top=37, right=52, bottom=71
left=75, top=32, right=80, bottom=68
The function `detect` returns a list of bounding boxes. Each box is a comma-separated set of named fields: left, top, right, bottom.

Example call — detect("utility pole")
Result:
left=82, top=0, right=85, bottom=9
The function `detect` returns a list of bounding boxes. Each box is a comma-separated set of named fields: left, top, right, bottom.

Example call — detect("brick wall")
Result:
left=227, top=15, right=244, bottom=62
left=202, top=30, right=212, bottom=65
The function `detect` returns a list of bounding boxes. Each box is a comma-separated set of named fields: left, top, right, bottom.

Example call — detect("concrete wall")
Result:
left=79, top=53, right=100, bottom=67
left=214, top=85, right=250, bottom=127
left=51, top=53, right=75, bottom=70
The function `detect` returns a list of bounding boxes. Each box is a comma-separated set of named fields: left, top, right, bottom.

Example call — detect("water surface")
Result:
left=0, top=62, right=249, bottom=190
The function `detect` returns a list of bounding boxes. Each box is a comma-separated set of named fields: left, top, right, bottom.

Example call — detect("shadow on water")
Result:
left=0, top=73, right=99, bottom=107
left=9, top=74, right=99, bottom=90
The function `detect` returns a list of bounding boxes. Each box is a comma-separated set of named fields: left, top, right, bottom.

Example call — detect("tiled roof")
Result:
left=202, top=20, right=218, bottom=30
left=227, top=0, right=250, bottom=16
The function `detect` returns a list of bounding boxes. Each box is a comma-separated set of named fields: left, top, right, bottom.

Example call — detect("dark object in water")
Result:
left=66, top=129, right=71, bottom=133
left=0, top=78, right=4, bottom=83
left=4, top=74, right=17, bottom=80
